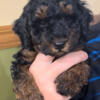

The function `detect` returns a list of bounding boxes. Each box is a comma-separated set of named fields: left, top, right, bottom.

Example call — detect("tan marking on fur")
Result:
left=59, top=2, right=73, bottom=15
left=22, top=49, right=37, bottom=62
left=55, top=62, right=90, bottom=96
left=62, top=42, right=70, bottom=52
left=35, top=6, right=48, bottom=19
left=22, top=49, right=34, bottom=56
left=13, top=65, right=43, bottom=100
left=51, top=47, right=58, bottom=53
left=16, top=94, right=20, bottom=99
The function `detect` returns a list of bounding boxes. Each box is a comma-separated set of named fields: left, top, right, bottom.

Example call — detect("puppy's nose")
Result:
left=54, top=42, right=65, bottom=50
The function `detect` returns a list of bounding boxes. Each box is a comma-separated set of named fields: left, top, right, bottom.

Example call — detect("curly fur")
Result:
left=11, top=0, right=93, bottom=100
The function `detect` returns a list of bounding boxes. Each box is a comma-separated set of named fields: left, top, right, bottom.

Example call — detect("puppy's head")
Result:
left=14, top=0, right=93, bottom=57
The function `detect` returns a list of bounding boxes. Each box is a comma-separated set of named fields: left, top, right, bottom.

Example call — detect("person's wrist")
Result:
left=42, top=89, right=70, bottom=100
left=44, top=91, right=66, bottom=100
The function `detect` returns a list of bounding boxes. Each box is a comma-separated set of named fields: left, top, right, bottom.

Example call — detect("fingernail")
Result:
left=79, top=50, right=88, bottom=61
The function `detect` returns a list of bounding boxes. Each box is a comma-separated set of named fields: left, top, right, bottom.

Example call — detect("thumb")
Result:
left=48, top=51, right=88, bottom=81
left=34, top=53, right=54, bottom=64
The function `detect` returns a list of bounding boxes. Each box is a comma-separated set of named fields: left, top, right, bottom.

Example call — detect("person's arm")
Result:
left=29, top=51, right=88, bottom=100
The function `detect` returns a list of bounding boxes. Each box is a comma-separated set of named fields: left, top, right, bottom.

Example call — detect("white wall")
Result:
left=86, top=0, right=100, bottom=14
left=0, top=0, right=28, bottom=26
left=0, top=0, right=100, bottom=26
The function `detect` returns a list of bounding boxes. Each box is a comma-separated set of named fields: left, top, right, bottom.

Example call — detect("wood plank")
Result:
left=0, top=25, right=13, bottom=31
left=0, top=25, right=21, bottom=50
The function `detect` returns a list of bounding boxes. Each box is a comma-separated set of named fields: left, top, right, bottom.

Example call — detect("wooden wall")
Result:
left=0, top=26, right=21, bottom=50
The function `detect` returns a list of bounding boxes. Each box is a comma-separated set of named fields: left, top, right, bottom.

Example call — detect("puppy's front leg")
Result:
left=11, top=49, right=44, bottom=100
left=55, top=62, right=90, bottom=99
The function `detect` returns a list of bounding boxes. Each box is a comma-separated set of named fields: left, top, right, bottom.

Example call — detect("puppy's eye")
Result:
left=35, top=5, right=48, bottom=19
left=59, top=1, right=73, bottom=15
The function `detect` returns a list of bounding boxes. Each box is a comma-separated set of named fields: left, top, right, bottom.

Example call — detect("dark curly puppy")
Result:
left=11, top=0, right=93, bottom=100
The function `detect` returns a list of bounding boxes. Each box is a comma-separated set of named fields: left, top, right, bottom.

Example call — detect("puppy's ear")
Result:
left=79, top=6, right=93, bottom=36
left=13, top=14, right=34, bottom=50
left=59, top=1, right=73, bottom=15
left=77, top=2, right=93, bottom=43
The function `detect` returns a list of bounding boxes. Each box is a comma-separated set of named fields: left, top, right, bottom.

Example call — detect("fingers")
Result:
left=29, top=53, right=54, bottom=73
left=34, top=53, right=54, bottom=64
left=48, top=50, right=88, bottom=81
left=30, top=51, right=88, bottom=82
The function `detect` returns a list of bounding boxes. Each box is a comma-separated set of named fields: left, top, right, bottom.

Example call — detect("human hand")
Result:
left=29, top=51, right=88, bottom=100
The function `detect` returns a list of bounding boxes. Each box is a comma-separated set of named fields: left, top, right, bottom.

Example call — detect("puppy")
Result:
left=11, top=0, right=93, bottom=100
